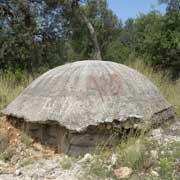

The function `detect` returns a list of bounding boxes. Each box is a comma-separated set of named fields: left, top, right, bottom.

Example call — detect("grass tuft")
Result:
left=60, top=156, right=72, bottom=170
left=0, top=71, right=32, bottom=112
left=21, top=133, right=33, bottom=146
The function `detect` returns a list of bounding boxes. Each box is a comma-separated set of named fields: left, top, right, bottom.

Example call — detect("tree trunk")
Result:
left=80, top=10, right=102, bottom=60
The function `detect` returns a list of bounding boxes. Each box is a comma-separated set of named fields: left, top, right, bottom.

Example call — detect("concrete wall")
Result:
left=6, top=107, right=175, bottom=156
left=7, top=117, right=122, bottom=156
left=26, top=122, right=121, bottom=156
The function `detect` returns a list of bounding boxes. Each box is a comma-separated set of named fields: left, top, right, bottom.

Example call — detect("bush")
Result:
left=21, top=133, right=33, bottom=147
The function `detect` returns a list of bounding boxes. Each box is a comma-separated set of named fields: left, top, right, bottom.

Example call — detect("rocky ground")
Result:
left=0, top=117, right=179, bottom=180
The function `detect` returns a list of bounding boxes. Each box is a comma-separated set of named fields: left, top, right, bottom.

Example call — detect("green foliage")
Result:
left=20, top=158, right=35, bottom=167
left=159, top=158, right=173, bottom=179
left=21, top=133, right=33, bottom=146
left=115, top=137, right=146, bottom=171
left=0, top=148, right=15, bottom=162
left=60, top=156, right=73, bottom=170
left=159, top=0, right=180, bottom=12
left=0, top=0, right=179, bottom=78
left=126, top=10, right=180, bottom=78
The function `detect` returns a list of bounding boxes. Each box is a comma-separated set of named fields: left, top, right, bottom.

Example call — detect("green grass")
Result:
left=21, top=133, right=33, bottom=146
left=0, top=147, right=15, bottom=162
left=115, top=137, right=146, bottom=171
left=20, top=158, right=35, bottom=167
left=60, top=156, right=73, bottom=170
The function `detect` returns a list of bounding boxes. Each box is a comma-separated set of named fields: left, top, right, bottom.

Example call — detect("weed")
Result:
left=60, top=157, right=72, bottom=170
left=115, top=137, right=146, bottom=171
left=20, top=158, right=35, bottom=167
left=21, top=133, right=33, bottom=146
left=83, top=155, right=113, bottom=179
left=0, top=72, right=31, bottom=112
left=0, top=148, right=15, bottom=162
left=159, top=157, right=173, bottom=179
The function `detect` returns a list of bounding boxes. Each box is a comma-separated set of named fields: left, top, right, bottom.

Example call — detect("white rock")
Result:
left=151, top=129, right=163, bottom=142
left=161, top=151, right=165, bottom=155
left=107, top=165, right=113, bottom=172
left=15, top=169, right=21, bottom=176
left=64, top=155, right=69, bottom=159
left=151, top=170, right=159, bottom=177
left=24, top=176, right=32, bottom=180
left=114, top=167, right=133, bottom=179
left=111, top=154, right=118, bottom=166
left=15, top=162, right=20, bottom=169
left=78, top=153, right=93, bottom=163
left=150, top=150, right=158, bottom=159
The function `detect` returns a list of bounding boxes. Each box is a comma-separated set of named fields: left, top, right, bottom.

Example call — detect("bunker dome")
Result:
left=2, top=60, right=175, bottom=155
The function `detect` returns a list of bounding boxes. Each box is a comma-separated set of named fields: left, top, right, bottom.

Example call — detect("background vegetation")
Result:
left=0, top=2, right=179, bottom=179
left=0, top=0, right=179, bottom=113
left=0, top=0, right=179, bottom=78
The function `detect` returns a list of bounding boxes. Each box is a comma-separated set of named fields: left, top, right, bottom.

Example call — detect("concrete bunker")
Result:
left=2, top=61, right=176, bottom=155
left=7, top=106, right=175, bottom=156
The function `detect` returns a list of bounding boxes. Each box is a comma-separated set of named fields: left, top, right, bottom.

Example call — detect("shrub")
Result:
left=21, top=133, right=33, bottom=146
left=60, top=156, right=72, bottom=170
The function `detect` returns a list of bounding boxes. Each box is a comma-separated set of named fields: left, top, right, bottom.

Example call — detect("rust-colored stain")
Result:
left=110, top=73, right=123, bottom=96
left=88, top=72, right=123, bottom=101
left=90, top=75, right=104, bottom=102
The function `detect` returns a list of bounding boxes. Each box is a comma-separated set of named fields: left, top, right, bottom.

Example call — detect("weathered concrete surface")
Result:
left=2, top=60, right=175, bottom=131
left=8, top=118, right=122, bottom=155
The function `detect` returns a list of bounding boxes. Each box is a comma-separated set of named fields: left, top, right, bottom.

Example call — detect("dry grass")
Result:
left=0, top=72, right=33, bottom=112
left=126, top=59, right=180, bottom=116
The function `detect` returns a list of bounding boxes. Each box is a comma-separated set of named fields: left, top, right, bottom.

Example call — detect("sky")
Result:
left=108, top=0, right=167, bottom=23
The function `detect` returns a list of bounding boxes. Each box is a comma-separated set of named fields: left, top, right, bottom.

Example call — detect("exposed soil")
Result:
left=0, top=116, right=179, bottom=180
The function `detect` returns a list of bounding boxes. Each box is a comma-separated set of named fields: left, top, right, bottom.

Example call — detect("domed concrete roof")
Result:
left=2, top=60, right=174, bottom=131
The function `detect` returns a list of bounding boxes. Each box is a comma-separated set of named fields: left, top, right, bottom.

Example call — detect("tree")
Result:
left=158, top=0, right=180, bottom=12
left=128, top=10, right=180, bottom=78
left=0, top=0, right=122, bottom=72
left=41, top=0, right=102, bottom=60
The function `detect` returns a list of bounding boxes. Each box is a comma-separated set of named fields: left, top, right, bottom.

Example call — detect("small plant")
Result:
left=115, top=137, right=146, bottom=171
left=0, top=154, right=6, bottom=162
left=21, top=133, right=33, bottom=146
left=20, top=158, right=35, bottom=167
left=60, top=157, right=72, bottom=170
left=0, top=148, right=15, bottom=162
left=83, top=155, right=113, bottom=179
left=159, top=157, right=173, bottom=179
left=0, top=72, right=30, bottom=111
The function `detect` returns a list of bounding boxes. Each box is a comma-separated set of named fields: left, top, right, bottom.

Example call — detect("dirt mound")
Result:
left=0, top=116, right=56, bottom=167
